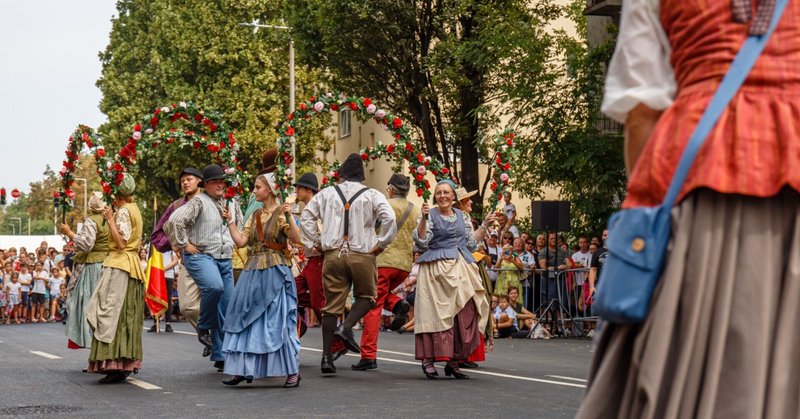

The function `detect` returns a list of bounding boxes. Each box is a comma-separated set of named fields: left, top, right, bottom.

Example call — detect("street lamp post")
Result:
left=75, top=178, right=88, bottom=219
left=238, top=21, right=296, bottom=179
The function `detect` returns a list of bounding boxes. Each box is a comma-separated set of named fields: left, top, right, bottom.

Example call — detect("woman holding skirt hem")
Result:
left=221, top=172, right=302, bottom=388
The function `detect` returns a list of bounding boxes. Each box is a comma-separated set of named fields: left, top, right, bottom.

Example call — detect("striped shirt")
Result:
left=166, top=192, right=243, bottom=259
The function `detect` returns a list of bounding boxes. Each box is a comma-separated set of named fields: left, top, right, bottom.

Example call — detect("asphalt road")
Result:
left=0, top=321, right=593, bottom=418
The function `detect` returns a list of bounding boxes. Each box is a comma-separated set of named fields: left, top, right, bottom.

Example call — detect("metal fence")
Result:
left=486, top=267, right=598, bottom=337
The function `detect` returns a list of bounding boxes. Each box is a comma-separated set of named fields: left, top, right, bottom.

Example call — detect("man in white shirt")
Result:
left=300, top=153, right=396, bottom=375
left=571, top=237, right=592, bottom=287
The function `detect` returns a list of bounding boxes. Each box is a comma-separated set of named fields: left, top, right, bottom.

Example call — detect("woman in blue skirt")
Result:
left=222, top=172, right=302, bottom=387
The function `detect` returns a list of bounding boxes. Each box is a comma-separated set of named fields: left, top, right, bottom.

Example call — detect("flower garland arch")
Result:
left=274, top=93, right=450, bottom=201
left=56, top=125, right=106, bottom=213
left=100, top=102, right=248, bottom=203
left=484, top=129, right=518, bottom=211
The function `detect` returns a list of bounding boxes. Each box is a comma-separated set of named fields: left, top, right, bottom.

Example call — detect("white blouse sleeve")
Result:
left=601, top=0, right=675, bottom=124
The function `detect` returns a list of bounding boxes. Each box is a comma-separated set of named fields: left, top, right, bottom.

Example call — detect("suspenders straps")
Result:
left=333, top=185, right=369, bottom=242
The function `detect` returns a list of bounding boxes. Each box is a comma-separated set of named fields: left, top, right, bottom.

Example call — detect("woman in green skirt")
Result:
left=86, top=174, right=146, bottom=383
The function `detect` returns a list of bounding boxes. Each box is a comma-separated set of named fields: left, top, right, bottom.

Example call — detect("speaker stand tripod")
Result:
left=528, top=239, right=586, bottom=339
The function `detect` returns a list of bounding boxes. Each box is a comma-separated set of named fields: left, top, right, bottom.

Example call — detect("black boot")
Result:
left=343, top=298, right=374, bottom=329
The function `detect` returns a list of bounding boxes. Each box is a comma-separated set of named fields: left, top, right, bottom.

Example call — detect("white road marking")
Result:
left=546, top=375, right=588, bottom=383
left=299, top=347, right=585, bottom=388
left=142, top=327, right=197, bottom=336
left=30, top=351, right=61, bottom=359
left=126, top=377, right=162, bottom=390
left=154, top=327, right=585, bottom=388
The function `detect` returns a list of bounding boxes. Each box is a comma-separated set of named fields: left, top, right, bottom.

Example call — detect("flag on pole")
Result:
left=144, top=245, right=168, bottom=318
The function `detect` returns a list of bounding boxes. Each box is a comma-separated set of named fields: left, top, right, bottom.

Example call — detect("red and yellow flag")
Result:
left=144, top=245, right=168, bottom=318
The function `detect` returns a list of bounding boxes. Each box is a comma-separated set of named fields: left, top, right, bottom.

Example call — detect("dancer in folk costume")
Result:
left=85, top=174, right=146, bottom=383
left=150, top=167, right=203, bottom=335
left=413, top=180, right=489, bottom=380
left=220, top=173, right=302, bottom=387
left=300, top=153, right=396, bottom=375
left=578, top=1, right=800, bottom=418
left=293, top=173, right=349, bottom=359
left=60, top=192, right=110, bottom=350
left=352, top=174, right=418, bottom=371
left=166, top=164, right=243, bottom=372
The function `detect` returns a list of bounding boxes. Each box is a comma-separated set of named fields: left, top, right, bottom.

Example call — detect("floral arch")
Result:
left=274, top=92, right=450, bottom=201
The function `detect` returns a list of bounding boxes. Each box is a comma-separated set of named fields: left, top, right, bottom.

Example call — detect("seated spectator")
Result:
left=493, top=294, right=518, bottom=338
left=508, top=287, right=535, bottom=331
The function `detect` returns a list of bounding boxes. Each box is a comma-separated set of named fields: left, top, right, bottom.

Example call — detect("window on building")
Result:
left=339, top=109, right=351, bottom=138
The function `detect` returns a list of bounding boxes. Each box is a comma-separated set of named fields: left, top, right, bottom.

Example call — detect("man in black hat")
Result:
left=166, top=164, right=243, bottom=371
left=352, top=173, right=419, bottom=371
left=149, top=167, right=203, bottom=334
left=300, top=153, right=397, bottom=375
left=294, top=173, right=350, bottom=359
left=293, top=173, right=324, bottom=328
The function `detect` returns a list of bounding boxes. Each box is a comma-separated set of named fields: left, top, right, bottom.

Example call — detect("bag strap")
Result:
left=333, top=185, right=369, bottom=242
left=396, top=202, right=415, bottom=230
left=662, top=0, right=788, bottom=208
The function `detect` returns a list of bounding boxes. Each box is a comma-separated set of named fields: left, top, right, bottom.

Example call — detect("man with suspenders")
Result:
left=351, top=174, right=419, bottom=371
left=300, top=153, right=397, bottom=375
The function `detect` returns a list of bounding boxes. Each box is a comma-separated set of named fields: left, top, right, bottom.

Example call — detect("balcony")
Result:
left=597, top=116, right=623, bottom=134
left=584, top=0, right=622, bottom=16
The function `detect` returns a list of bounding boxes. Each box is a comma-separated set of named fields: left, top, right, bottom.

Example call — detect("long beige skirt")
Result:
left=577, top=188, right=800, bottom=419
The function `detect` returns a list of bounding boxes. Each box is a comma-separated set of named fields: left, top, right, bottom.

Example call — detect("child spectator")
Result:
left=494, top=244, right=523, bottom=299
left=493, top=294, right=518, bottom=338
left=6, top=272, right=21, bottom=324
left=508, top=287, right=535, bottom=332
left=30, top=261, right=48, bottom=322
left=48, top=268, right=65, bottom=322
left=18, top=264, right=32, bottom=322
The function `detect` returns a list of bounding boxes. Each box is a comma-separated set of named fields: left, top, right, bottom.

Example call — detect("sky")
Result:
left=0, top=0, right=117, bottom=192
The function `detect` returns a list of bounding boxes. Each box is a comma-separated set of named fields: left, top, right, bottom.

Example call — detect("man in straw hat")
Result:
left=166, top=164, right=243, bottom=372
left=352, top=173, right=419, bottom=371
left=300, top=153, right=396, bottom=375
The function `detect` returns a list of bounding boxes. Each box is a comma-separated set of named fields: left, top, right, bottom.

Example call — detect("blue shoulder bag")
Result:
left=594, top=0, right=788, bottom=324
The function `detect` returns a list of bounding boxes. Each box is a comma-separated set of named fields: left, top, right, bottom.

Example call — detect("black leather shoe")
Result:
left=97, top=371, right=130, bottom=384
left=299, top=320, right=308, bottom=338
left=321, top=355, right=336, bottom=374
left=458, top=361, right=479, bottom=369
left=351, top=359, right=377, bottom=371
left=389, top=300, right=411, bottom=332
left=202, top=346, right=211, bottom=357
left=214, top=361, right=225, bottom=372
left=165, top=324, right=174, bottom=333
left=222, top=375, right=253, bottom=386
left=334, top=325, right=361, bottom=353
left=197, top=329, right=213, bottom=349
left=421, top=364, right=438, bottom=379
left=444, top=364, right=469, bottom=379
left=331, top=348, right=348, bottom=362
left=147, top=324, right=157, bottom=333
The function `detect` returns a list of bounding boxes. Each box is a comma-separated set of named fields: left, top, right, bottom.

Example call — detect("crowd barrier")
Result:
left=485, top=266, right=598, bottom=337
